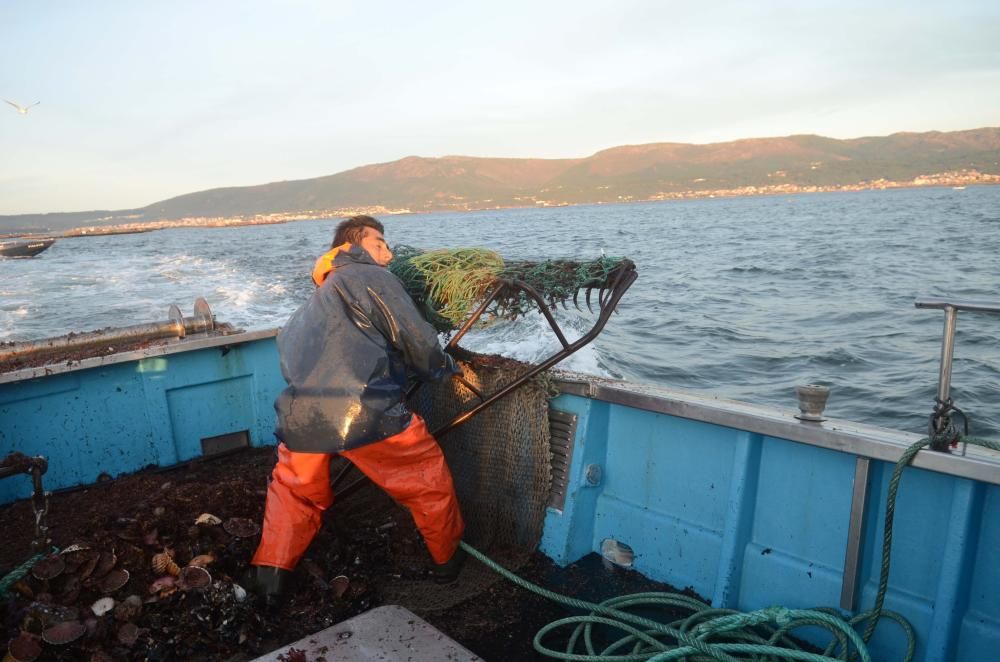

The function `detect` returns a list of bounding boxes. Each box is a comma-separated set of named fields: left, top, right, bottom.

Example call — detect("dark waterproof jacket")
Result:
left=274, top=245, right=457, bottom=452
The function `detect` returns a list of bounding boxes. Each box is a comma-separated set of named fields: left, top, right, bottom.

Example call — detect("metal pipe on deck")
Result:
left=0, top=298, right=215, bottom=364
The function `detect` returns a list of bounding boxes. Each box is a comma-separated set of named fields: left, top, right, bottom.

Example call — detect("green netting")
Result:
left=389, top=246, right=632, bottom=331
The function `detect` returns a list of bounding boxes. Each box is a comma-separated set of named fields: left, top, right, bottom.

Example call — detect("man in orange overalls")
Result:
left=249, top=215, right=465, bottom=603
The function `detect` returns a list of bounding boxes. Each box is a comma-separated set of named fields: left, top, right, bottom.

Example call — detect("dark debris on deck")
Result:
left=1, top=447, right=693, bottom=662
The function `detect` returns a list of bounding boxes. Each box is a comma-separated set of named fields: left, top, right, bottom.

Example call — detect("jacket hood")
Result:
left=311, top=242, right=350, bottom=287
left=333, top=243, right=381, bottom=269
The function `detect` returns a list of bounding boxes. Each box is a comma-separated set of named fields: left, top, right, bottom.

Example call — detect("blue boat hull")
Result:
left=2, top=330, right=997, bottom=661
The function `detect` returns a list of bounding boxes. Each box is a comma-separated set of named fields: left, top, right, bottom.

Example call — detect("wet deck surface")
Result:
left=1, top=447, right=696, bottom=661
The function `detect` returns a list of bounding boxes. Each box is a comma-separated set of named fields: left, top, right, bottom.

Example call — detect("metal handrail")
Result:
left=913, top=297, right=1000, bottom=314
left=915, top=296, right=1000, bottom=451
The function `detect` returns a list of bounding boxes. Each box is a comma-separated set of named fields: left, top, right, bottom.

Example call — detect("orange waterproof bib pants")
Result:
left=252, top=414, right=464, bottom=570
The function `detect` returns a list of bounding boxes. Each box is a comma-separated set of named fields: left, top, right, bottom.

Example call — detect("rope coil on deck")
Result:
left=0, top=549, right=57, bottom=598
left=464, top=435, right=1000, bottom=661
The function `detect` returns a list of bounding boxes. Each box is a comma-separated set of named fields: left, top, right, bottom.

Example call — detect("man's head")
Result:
left=332, top=215, right=393, bottom=266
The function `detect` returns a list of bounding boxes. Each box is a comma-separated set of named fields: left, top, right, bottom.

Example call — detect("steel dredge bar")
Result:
left=331, top=261, right=637, bottom=499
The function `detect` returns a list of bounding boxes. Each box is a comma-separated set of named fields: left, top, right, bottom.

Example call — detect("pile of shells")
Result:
left=2, top=512, right=259, bottom=661
left=4, top=543, right=136, bottom=661
left=1, top=455, right=386, bottom=662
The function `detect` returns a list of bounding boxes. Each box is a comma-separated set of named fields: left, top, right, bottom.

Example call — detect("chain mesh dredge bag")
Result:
left=378, top=352, right=554, bottom=610
left=372, top=247, right=631, bottom=610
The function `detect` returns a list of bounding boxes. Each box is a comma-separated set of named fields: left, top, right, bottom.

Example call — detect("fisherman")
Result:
left=249, top=215, right=466, bottom=604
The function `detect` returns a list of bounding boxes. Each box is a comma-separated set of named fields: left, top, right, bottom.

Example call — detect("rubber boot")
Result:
left=433, top=546, right=467, bottom=585
left=246, top=565, right=292, bottom=609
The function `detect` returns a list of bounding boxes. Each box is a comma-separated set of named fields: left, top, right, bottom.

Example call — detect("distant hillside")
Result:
left=3, top=128, right=1000, bottom=233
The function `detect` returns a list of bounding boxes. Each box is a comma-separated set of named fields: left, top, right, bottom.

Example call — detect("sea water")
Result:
left=2, top=186, right=998, bottom=436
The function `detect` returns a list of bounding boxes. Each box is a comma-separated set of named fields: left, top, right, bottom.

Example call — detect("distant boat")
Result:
left=0, top=237, right=56, bottom=258
left=952, top=186, right=967, bottom=190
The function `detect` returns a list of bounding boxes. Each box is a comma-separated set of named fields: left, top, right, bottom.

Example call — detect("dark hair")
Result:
left=332, top=215, right=384, bottom=248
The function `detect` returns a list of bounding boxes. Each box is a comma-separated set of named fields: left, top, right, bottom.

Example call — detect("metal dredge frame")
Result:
left=332, top=261, right=638, bottom=499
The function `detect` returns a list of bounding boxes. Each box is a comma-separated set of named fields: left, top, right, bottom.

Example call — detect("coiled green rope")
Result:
left=462, top=542, right=872, bottom=661
left=462, top=435, right=1000, bottom=661
left=0, top=549, right=56, bottom=598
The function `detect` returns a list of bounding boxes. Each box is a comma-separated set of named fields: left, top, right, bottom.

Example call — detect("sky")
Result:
left=2, top=0, right=999, bottom=215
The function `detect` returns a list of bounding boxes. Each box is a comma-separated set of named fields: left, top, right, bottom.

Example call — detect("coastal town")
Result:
left=48, top=169, right=1000, bottom=239
left=60, top=206, right=410, bottom=238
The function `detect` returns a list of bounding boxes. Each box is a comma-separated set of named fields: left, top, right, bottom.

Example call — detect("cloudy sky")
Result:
left=2, top=0, right=999, bottom=214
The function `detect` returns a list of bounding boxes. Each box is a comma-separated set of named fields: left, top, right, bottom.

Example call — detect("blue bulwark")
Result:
left=0, top=336, right=284, bottom=504
left=540, top=388, right=1000, bottom=662
left=3, top=333, right=999, bottom=662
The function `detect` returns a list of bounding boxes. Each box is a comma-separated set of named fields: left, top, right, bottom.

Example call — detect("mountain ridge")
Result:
left=3, top=127, right=999, bottom=234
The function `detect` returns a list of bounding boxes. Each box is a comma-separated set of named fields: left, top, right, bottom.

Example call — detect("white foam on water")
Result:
left=265, top=283, right=288, bottom=295
left=214, top=282, right=258, bottom=309
left=455, top=308, right=609, bottom=377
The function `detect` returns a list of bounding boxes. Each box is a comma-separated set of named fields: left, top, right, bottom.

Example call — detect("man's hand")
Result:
left=444, top=353, right=462, bottom=376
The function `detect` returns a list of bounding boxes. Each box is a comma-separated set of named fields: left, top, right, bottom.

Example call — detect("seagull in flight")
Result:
left=4, top=99, right=40, bottom=115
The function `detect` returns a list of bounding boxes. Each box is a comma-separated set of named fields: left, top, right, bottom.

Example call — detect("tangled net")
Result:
left=389, top=246, right=633, bottom=331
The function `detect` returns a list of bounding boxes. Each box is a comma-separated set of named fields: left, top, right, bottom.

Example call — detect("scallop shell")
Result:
left=151, top=551, right=180, bottom=577
left=61, top=547, right=98, bottom=573
left=113, top=595, right=143, bottom=622
left=91, top=597, right=115, bottom=617
left=30, top=554, right=65, bottom=581
left=331, top=575, right=350, bottom=598
left=99, top=568, right=130, bottom=593
left=60, top=587, right=80, bottom=607
left=7, top=632, right=42, bottom=662
left=188, top=553, right=215, bottom=568
left=62, top=572, right=82, bottom=593
left=59, top=543, right=92, bottom=556
left=41, top=620, right=87, bottom=645
left=117, top=622, right=140, bottom=647
left=92, top=550, right=117, bottom=579
left=194, top=513, right=222, bottom=526
left=148, top=575, right=176, bottom=595
left=176, top=566, right=211, bottom=591
left=77, top=552, right=101, bottom=580
left=24, top=604, right=78, bottom=635
left=223, top=517, right=260, bottom=538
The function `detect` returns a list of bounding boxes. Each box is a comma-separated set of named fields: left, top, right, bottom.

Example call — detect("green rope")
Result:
left=0, top=549, right=55, bottom=597
left=387, top=247, right=633, bottom=331
left=462, top=435, right=1000, bottom=661
left=858, top=435, right=999, bottom=649
left=462, top=542, right=871, bottom=661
